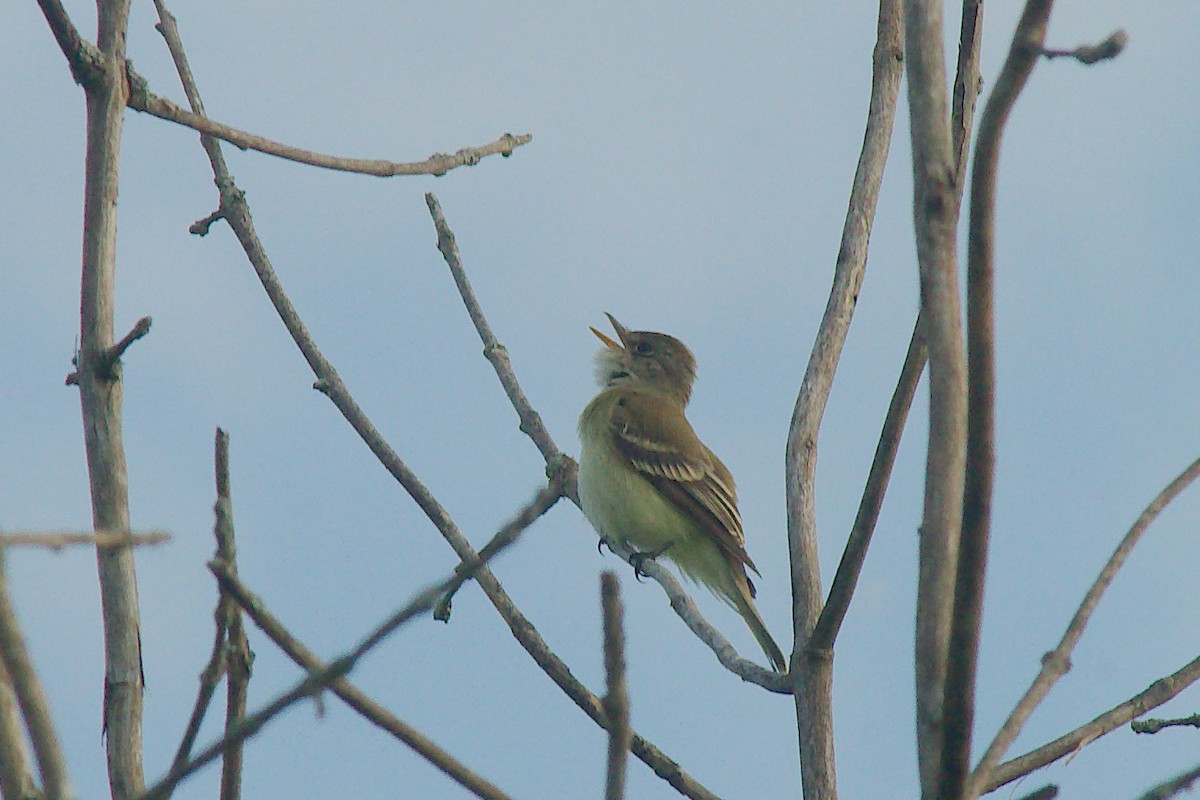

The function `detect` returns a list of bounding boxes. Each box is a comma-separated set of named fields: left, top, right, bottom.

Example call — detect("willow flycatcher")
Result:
left=577, top=314, right=787, bottom=672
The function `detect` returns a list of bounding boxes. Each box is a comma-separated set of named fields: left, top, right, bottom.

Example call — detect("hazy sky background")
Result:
left=3, top=1, right=1198, bottom=798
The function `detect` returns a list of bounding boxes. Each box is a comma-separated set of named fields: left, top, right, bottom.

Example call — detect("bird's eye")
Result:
left=633, top=342, right=652, bottom=356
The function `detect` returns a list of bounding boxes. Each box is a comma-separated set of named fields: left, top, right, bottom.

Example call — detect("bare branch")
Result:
left=1015, top=786, right=1059, bottom=800
left=778, top=0, right=905, bottom=793
left=142, top=483, right=563, bottom=800
left=1132, top=714, right=1200, bottom=735
left=126, top=73, right=531, bottom=178
left=48, top=0, right=150, bottom=793
left=1133, top=760, right=1200, bottom=800
left=0, top=551, right=72, bottom=800
left=973, top=455, right=1200, bottom=794
left=0, top=655, right=37, bottom=800
left=34, top=0, right=103, bottom=87
left=1042, top=29, right=1127, bottom=65
left=0, top=531, right=169, bottom=550
left=945, top=2, right=1055, bottom=797
left=985, top=654, right=1200, bottom=791
left=425, top=192, right=568, bottom=473
left=903, top=0, right=969, bottom=791
left=205, top=562, right=515, bottom=800
left=601, top=573, right=630, bottom=800
left=212, top=429, right=251, bottom=800
left=950, top=0, right=984, bottom=196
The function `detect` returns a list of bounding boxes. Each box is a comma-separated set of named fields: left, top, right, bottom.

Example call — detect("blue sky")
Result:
left=3, top=1, right=1198, bottom=798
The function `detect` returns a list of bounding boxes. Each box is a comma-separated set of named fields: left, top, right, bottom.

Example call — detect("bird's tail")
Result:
left=730, top=574, right=787, bottom=672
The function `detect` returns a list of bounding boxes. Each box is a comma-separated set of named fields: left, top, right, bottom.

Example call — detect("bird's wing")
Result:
left=608, top=391, right=759, bottom=579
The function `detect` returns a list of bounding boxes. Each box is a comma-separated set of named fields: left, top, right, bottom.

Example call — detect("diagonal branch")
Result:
left=425, top=192, right=569, bottom=474
left=811, top=314, right=926, bottom=652
left=0, top=550, right=72, bottom=800
left=971, top=454, right=1200, bottom=795
left=986, top=653, right=1200, bottom=792
left=140, top=482, right=561, bottom=800
left=944, top=2, right=1056, bottom=797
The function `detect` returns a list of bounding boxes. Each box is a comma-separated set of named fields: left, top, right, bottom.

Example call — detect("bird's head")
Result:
left=590, top=313, right=697, bottom=406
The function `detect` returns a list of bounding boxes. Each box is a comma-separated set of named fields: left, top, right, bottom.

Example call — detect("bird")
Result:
left=577, top=313, right=787, bottom=672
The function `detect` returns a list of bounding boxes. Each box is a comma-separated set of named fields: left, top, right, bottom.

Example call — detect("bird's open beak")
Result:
left=590, top=312, right=629, bottom=350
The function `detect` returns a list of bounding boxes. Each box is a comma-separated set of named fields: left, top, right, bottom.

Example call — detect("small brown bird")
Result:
left=577, top=314, right=787, bottom=671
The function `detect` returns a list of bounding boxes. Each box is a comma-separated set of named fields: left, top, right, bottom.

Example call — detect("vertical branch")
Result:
left=0, top=551, right=72, bottom=800
left=214, top=430, right=252, bottom=800
left=942, top=3, right=1055, bottom=799
left=601, top=573, right=630, bottom=800
left=73, top=1, right=145, bottom=797
left=903, top=0, right=968, bottom=795
left=784, top=3, right=903, bottom=797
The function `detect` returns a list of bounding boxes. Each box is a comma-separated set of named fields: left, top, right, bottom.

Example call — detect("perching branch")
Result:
left=424, top=194, right=784, bottom=689
left=943, top=2, right=1057, bottom=797
left=972, top=455, right=1200, bottom=795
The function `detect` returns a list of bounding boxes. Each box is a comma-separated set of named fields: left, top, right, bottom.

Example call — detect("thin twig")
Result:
left=1132, top=714, right=1200, bottom=735
left=1015, top=786, right=1058, bottom=800
left=212, top=430, right=251, bottom=800
left=972, top=455, right=1200, bottom=794
left=0, top=654, right=37, bottom=800
left=126, top=75, right=530, bottom=177
left=784, top=1, right=905, bottom=793
left=425, top=192, right=568, bottom=474
left=1133, top=760, right=1200, bottom=800
left=950, top=0, right=984, bottom=198
left=943, top=3, right=1056, bottom=798
left=0, top=531, right=170, bottom=550
left=141, top=483, right=562, bottom=800
left=0, top=550, right=72, bottom=800
left=208, top=563, right=515, bottom=800
left=811, top=315, right=926, bottom=651
left=601, top=573, right=630, bottom=800
left=903, top=0, right=969, bottom=792
left=986, top=653, right=1200, bottom=792
left=1042, top=30, right=1127, bottom=65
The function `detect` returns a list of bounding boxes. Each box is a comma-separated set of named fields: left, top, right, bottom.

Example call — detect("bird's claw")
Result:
left=628, top=543, right=673, bottom=581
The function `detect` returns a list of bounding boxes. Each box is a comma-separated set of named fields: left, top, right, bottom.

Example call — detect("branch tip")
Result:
left=1043, top=29, right=1127, bottom=65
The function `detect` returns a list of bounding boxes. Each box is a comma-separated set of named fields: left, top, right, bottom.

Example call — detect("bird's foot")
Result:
left=629, top=542, right=674, bottom=580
